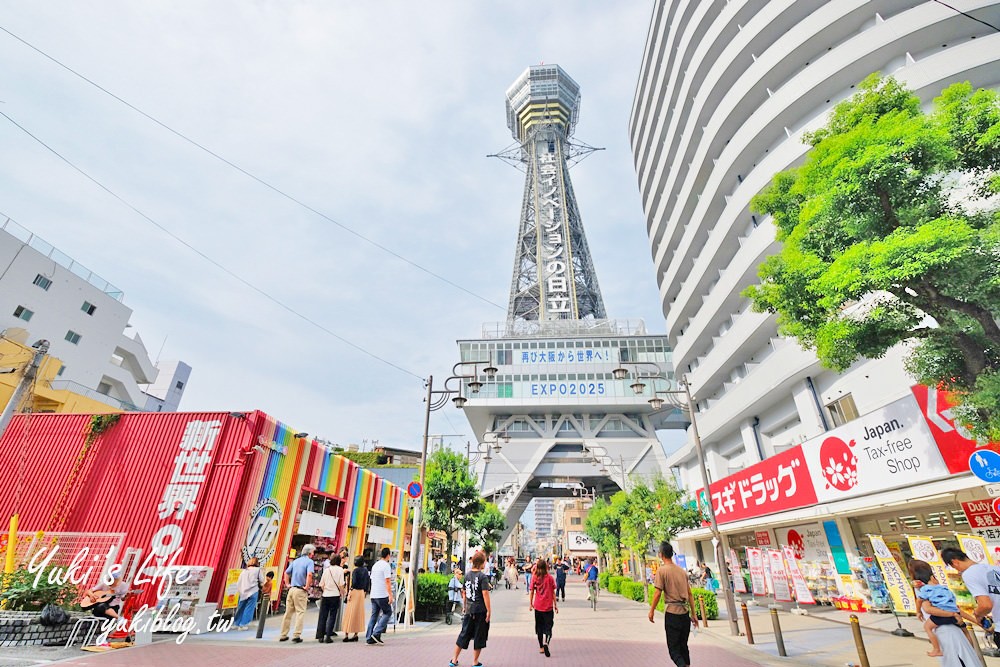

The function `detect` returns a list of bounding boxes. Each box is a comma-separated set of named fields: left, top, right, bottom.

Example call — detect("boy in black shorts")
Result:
left=450, top=551, right=492, bottom=667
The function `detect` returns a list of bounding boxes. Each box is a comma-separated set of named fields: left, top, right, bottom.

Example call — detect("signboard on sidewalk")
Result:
left=223, top=569, right=241, bottom=609
left=767, top=549, right=792, bottom=602
left=782, top=545, right=815, bottom=604
left=746, top=547, right=766, bottom=596
left=906, top=536, right=948, bottom=587
left=957, top=533, right=994, bottom=565
left=869, top=535, right=917, bottom=613
left=730, top=548, right=747, bottom=594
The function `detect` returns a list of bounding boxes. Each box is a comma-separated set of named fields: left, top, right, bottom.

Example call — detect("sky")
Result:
left=0, top=1, right=672, bottom=454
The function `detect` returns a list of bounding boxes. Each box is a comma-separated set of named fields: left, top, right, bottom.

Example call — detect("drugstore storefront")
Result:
left=677, top=389, right=998, bottom=607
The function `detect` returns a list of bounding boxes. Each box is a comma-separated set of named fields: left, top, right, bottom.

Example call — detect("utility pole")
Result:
left=1, top=339, right=48, bottom=578
left=0, top=340, right=49, bottom=441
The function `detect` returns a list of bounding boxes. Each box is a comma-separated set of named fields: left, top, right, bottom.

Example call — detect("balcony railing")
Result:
left=481, top=319, right=648, bottom=339
left=47, top=379, right=140, bottom=411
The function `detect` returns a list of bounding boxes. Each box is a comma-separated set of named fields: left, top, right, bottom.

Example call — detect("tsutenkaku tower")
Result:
left=504, top=65, right=606, bottom=322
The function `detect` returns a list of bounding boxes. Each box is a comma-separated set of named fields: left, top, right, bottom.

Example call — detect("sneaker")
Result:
left=374, top=634, right=384, bottom=644
left=279, top=636, right=289, bottom=642
left=543, top=644, right=550, bottom=657
left=291, top=637, right=302, bottom=643
left=449, top=662, right=458, bottom=667
left=366, top=638, right=377, bottom=645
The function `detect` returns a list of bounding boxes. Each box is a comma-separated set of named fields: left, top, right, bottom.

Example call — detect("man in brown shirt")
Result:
left=648, top=541, right=698, bottom=667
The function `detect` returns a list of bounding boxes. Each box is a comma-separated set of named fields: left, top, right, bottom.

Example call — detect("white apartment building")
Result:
left=0, top=215, right=188, bottom=411
left=630, top=1, right=1000, bottom=604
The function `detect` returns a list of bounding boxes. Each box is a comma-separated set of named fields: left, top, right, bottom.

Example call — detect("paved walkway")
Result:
left=38, top=581, right=767, bottom=667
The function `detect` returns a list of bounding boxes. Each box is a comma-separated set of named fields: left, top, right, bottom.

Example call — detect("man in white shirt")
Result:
left=940, top=547, right=1000, bottom=639
left=366, top=548, right=395, bottom=645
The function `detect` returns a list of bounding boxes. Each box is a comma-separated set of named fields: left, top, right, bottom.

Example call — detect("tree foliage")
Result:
left=584, top=477, right=700, bottom=573
left=745, top=75, right=1000, bottom=440
left=424, top=448, right=483, bottom=562
left=470, top=502, right=507, bottom=555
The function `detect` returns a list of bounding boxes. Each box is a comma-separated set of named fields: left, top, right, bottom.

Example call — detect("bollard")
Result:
left=741, top=602, right=754, bottom=645
left=849, top=614, right=870, bottom=667
left=770, top=608, right=787, bottom=657
left=963, top=624, right=988, bottom=667
left=255, top=593, right=270, bottom=639
left=699, top=597, right=709, bottom=628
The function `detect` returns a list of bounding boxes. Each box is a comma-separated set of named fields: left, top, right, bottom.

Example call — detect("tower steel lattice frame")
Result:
left=500, top=65, right=606, bottom=322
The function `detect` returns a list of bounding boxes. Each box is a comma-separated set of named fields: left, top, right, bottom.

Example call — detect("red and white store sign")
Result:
left=698, top=445, right=817, bottom=524
left=911, top=384, right=1000, bottom=474
left=962, top=500, right=1000, bottom=530
left=754, top=531, right=772, bottom=547
left=801, top=395, right=950, bottom=503
left=703, top=394, right=962, bottom=525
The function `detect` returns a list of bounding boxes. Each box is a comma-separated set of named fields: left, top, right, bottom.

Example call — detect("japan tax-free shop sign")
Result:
left=701, top=394, right=953, bottom=524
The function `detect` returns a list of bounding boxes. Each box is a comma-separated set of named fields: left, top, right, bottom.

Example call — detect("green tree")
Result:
left=470, top=502, right=507, bottom=555
left=584, top=492, right=626, bottom=569
left=620, top=477, right=701, bottom=579
left=424, top=448, right=483, bottom=563
left=745, top=75, right=1000, bottom=440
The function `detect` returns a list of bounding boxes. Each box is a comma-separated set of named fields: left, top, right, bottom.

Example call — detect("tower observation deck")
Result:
left=504, top=65, right=605, bottom=322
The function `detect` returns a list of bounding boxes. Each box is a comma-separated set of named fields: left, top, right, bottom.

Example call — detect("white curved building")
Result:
left=630, top=1, right=1000, bottom=587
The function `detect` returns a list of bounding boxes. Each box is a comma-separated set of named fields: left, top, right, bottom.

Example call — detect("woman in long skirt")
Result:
left=341, top=555, right=369, bottom=642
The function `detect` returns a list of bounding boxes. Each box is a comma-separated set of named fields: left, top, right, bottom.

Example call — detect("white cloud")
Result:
left=0, top=0, right=664, bottom=449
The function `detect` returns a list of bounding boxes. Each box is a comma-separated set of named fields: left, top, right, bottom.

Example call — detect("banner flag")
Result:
left=869, top=535, right=917, bottom=613
left=906, top=536, right=948, bottom=585
left=767, top=549, right=792, bottom=602
left=730, top=548, right=747, bottom=593
left=957, top=533, right=995, bottom=565
left=746, top=547, right=766, bottom=596
left=782, top=545, right=815, bottom=604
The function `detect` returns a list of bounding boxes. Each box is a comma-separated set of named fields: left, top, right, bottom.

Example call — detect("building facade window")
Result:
left=81, top=301, right=97, bottom=316
left=65, top=330, right=81, bottom=345
left=12, top=306, right=33, bottom=322
left=570, top=517, right=582, bottom=525
left=175, top=380, right=185, bottom=390
left=56, top=364, right=65, bottom=376
left=827, top=394, right=859, bottom=427
left=33, top=274, right=52, bottom=290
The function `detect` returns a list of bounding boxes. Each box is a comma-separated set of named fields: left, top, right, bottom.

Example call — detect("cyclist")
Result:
left=583, top=557, right=599, bottom=602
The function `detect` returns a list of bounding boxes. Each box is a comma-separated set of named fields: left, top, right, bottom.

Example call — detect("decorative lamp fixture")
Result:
left=483, top=364, right=498, bottom=378
left=630, top=381, right=646, bottom=395
left=293, top=432, right=308, bottom=439
left=612, top=367, right=629, bottom=380
left=452, top=395, right=468, bottom=408
left=468, top=380, right=484, bottom=393
left=648, top=397, right=665, bottom=410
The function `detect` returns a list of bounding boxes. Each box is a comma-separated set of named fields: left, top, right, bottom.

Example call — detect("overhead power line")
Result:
left=0, top=111, right=423, bottom=381
left=0, top=24, right=505, bottom=311
left=931, top=0, right=1000, bottom=33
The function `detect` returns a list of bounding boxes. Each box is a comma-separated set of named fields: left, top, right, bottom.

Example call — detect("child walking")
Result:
left=529, top=558, right=558, bottom=657
left=908, top=559, right=977, bottom=657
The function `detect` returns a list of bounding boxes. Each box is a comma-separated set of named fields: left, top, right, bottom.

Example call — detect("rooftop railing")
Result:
left=480, top=319, right=649, bottom=340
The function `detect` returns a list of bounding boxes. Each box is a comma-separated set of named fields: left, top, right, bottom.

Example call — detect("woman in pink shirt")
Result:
left=529, top=559, right=558, bottom=657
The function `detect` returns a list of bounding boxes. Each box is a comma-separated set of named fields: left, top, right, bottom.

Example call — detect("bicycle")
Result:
left=588, top=580, right=598, bottom=611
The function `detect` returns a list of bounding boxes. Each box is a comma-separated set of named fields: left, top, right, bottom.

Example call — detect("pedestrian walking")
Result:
left=234, top=557, right=265, bottom=630
left=648, top=541, right=698, bottom=667
left=342, top=555, right=369, bottom=642
left=366, top=547, right=394, bottom=645
left=449, top=550, right=492, bottom=667
left=448, top=567, right=465, bottom=619
left=316, top=554, right=347, bottom=643
left=554, top=559, right=567, bottom=601
left=529, top=558, right=558, bottom=657
left=279, top=544, right=316, bottom=643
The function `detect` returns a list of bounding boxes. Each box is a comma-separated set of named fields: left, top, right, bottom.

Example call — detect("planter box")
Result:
left=0, top=610, right=78, bottom=647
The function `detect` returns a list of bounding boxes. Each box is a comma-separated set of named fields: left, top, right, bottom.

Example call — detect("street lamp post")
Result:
left=407, top=360, right=496, bottom=603
left=614, top=364, right=741, bottom=637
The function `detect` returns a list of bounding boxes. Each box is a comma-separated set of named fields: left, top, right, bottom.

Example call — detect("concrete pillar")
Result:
left=739, top=418, right=763, bottom=464
left=792, top=379, right=827, bottom=440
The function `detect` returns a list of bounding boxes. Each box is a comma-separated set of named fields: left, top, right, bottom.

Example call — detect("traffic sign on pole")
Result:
left=407, top=481, right=423, bottom=499
left=969, top=450, right=1000, bottom=484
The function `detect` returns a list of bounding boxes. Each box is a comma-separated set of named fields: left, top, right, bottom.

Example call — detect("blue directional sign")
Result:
left=969, top=450, right=1000, bottom=484
left=407, top=481, right=423, bottom=499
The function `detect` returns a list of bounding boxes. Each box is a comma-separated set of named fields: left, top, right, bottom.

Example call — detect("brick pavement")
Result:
left=43, top=580, right=769, bottom=667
